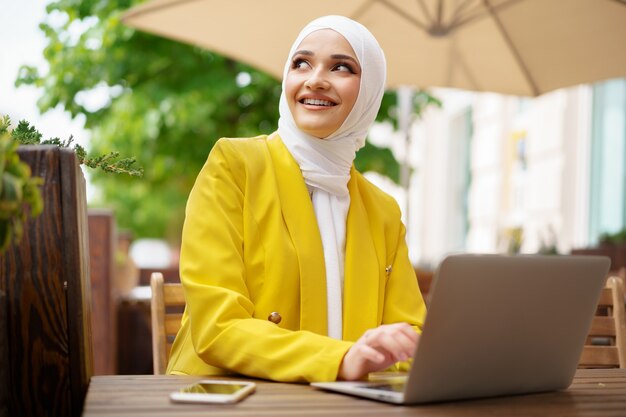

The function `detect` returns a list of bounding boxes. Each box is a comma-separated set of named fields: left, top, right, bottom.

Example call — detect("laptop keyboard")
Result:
left=359, top=383, right=406, bottom=393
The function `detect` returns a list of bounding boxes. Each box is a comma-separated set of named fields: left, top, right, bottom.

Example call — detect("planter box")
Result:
left=0, top=146, right=93, bottom=417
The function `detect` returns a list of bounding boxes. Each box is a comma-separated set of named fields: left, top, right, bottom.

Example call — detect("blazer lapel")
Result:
left=343, top=168, right=382, bottom=341
left=267, top=133, right=328, bottom=335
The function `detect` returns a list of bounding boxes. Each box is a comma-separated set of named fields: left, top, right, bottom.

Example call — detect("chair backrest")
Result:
left=579, top=276, right=626, bottom=368
left=150, top=272, right=185, bottom=374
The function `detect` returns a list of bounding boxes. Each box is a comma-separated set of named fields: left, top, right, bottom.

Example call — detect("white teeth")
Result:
left=302, top=98, right=334, bottom=106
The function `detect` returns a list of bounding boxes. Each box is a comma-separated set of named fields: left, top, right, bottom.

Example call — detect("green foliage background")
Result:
left=16, top=0, right=424, bottom=242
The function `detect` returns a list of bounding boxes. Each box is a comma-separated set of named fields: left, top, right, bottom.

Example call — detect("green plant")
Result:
left=0, top=116, right=43, bottom=252
left=537, top=225, right=559, bottom=255
left=599, top=228, right=626, bottom=246
left=10, top=119, right=143, bottom=177
left=0, top=115, right=143, bottom=252
left=500, top=226, right=523, bottom=255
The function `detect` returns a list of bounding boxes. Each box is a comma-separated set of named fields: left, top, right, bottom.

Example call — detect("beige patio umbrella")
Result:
left=122, top=0, right=626, bottom=97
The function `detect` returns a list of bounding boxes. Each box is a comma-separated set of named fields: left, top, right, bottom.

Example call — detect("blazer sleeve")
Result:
left=180, top=139, right=352, bottom=382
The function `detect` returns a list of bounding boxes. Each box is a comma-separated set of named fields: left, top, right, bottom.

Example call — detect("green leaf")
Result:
left=0, top=126, right=44, bottom=252
left=1, top=172, right=24, bottom=203
left=11, top=120, right=43, bottom=144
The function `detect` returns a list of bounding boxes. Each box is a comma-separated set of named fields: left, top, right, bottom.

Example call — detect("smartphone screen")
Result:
left=170, top=380, right=256, bottom=404
left=181, top=382, right=250, bottom=395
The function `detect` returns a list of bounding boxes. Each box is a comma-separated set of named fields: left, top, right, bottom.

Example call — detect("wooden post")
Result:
left=0, top=275, right=9, bottom=417
left=0, top=146, right=93, bottom=417
left=88, top=209, right=117, bottom=375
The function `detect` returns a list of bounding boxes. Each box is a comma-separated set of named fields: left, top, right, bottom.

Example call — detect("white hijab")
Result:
left=277, top=15, right=386, bottom=339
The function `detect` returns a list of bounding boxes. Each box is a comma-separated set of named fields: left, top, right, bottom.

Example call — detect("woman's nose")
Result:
left=304, top=68, right=329, bottom=89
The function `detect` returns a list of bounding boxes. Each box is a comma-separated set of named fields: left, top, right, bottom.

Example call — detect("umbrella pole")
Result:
left=397, top=86, right=414, bottom=234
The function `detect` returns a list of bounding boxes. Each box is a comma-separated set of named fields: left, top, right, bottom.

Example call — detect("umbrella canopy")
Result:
left=122, top=0, right=626, bottom=96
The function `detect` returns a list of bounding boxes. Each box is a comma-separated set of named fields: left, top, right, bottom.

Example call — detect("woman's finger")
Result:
left=360, top=324, right=419, bottom=362
left=396, top=323, right=419, bottom=343
left=355, top=344, right=386, bottom=364
left=378, top=332, right=412, bottom=362
left=388, top=330, right=417, bottom=358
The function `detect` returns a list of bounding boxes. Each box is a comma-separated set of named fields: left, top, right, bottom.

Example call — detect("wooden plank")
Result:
left=163, top=285, right=185, bottom=305
left=116, top=298, right=153, bottom=374
left=588, top=316, right=617, bottom=337
left=60, top=148, right=93, bottom=414
left=165, top=314, right=183, bottom=334
left=88, top=209, right=117, bottom=375
left=0, top=146, right=92, bottom=417
left=580, top=346, right=620, bottom=367
left=1, top=146, right=71, bottom=416
left=82, top=371, right=626, bottom=417
left=0, top=282, right=8, bottom=417
left=151, top=273, right=167, bottom=374
left=597, top=287, right=614, bottom=307
left=608, top=277, right=626, bottom=367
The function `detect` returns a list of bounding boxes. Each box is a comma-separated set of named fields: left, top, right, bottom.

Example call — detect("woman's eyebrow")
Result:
left=292, top=51, right=358, bottom=63
left=293, top=50, right=314, bottom=56
left=331, top=54, right=358, bottom=64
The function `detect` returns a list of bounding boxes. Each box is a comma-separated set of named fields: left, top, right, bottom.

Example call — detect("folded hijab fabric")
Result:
left=277, top=15, right=387, bottom=340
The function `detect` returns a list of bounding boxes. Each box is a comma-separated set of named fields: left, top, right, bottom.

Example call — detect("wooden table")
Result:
left=82, top=369, right=626, bottom=416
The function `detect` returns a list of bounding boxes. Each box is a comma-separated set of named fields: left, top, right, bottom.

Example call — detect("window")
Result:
left=446, top=108, right=472, bottom=251
left=589, top=79, right=626, bottom=243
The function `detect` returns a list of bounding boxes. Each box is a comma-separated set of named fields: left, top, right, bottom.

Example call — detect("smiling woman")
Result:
left=284, top=29, right=361, bottom=139
left=166, top=15, right=426, bottom=383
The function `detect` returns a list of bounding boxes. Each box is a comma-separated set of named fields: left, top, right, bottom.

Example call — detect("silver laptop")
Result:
left=312, top=254, right=610, bottom=404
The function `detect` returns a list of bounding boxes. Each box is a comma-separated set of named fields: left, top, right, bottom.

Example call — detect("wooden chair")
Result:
left=579, top=276, right=626, bottom=368
left=150, top=272, right=185, bottom=374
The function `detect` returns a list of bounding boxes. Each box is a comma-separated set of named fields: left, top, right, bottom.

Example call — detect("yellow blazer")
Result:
left=166, top=132, right=426, bottom=382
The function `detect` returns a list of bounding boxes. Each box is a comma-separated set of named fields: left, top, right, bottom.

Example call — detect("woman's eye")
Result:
left=334, top=63, right=355, bottom=74
left=292, top=59, right=310, bottom=70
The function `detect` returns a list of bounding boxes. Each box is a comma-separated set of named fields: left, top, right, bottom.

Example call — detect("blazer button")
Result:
left=268, top=312, right=282, bottom=324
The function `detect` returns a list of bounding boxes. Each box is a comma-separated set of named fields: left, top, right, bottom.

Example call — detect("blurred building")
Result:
left=385, top=78, right=626, bottom=268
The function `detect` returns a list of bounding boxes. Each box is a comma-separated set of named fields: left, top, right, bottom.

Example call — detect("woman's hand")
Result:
left=337, top=323, right=419, bottom=381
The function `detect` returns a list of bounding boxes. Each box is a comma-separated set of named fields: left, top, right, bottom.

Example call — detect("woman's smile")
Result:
left=298, top=93, right=338, bottom=109
left=300, top=98, right=336, bottom=107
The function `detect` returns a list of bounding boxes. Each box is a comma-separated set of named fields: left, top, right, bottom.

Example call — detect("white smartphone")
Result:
left=169, top=380, right=256, bottom=404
